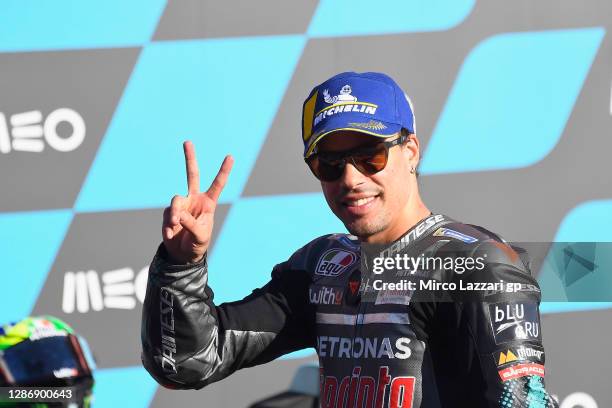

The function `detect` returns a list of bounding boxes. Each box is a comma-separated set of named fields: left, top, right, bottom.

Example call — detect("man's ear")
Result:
left=404, top=133, right=421, bottom=167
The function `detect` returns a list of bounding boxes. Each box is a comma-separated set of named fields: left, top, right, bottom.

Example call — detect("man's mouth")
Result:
left=344, top=196, right=376, bottom=207
left=340, top=193, right=381, bottom=214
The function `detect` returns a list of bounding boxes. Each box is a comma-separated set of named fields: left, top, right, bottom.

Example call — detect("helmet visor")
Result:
left=1, top=335, right=89, bottom=385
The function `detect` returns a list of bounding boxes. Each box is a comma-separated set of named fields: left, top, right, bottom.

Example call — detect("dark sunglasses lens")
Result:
left=353, top=144, right=388, bottom=174
left=307, top=156, right=344, bottom=181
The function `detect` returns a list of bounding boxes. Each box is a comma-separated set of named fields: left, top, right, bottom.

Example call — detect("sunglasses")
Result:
left=305, top=133, right=409, bottom=182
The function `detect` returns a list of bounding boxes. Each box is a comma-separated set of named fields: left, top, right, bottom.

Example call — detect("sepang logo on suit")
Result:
left=498, top=363, right=545, bottom=382
left=316, top=249, right=357, bottom=277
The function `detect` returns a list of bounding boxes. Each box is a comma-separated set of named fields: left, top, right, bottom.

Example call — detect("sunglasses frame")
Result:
left=305, top=132, right=409, bottom=182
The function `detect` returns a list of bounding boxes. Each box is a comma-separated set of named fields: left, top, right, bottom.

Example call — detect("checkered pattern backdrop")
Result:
left=1, top=1, right=611, bottom=406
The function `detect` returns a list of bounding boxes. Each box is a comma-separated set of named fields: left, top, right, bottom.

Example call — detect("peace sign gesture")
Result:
left=162, top=141, right=234, bottom=264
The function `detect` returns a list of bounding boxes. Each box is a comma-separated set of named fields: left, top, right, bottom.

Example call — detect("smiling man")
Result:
left=141, top=72, right=558, bottom=407
left=309, top=128, right=428, bottom=244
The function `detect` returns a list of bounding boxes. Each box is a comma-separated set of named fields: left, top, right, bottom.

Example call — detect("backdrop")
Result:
left=0, top=1, right=610, bottom=407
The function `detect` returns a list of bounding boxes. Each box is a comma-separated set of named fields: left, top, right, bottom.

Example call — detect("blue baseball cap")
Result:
left=301, top=71, right=416, bottom=158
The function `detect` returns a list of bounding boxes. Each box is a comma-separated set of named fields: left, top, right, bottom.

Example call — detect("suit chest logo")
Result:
left=315, top=249, right=357, bottom=277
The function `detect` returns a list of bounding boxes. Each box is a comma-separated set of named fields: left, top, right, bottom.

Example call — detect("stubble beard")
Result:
left=343, top=210, right=391, bottom=240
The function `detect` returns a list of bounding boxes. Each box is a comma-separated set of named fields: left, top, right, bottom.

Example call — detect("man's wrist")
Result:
left=159, top=243, right=206, bottom=266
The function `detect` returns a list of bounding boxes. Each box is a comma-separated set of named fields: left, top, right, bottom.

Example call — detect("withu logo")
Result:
left=62, top=266, right=148, bottom=314
left=0, top=108, right=85, bottom=154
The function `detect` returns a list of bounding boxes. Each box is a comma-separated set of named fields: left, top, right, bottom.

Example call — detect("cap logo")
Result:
left=348, top=120, right=387, bottom=131
left=313, top=85, right=378, bottom=129
left=323, top=85, right=357, bottom=104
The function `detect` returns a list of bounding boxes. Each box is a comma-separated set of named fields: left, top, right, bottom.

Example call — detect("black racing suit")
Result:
left=141, top=213, right=558, bottom=407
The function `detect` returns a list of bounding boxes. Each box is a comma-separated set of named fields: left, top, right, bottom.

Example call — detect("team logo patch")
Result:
left=495, top=345, right=545, bottom=367
left=433, top=227, right=478, bottom=244
left=489, top=302, right=541, bottom=344
left=315, top=249, right=357, bottom=277
left=498, top=363, right=545, bottom=381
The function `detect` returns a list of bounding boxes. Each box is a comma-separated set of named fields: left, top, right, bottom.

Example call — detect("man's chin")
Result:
left=343, top=219, right=386, bottom=240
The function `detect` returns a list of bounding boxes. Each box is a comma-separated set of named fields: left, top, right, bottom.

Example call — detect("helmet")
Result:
left=0, top=316, right=95, bottom=407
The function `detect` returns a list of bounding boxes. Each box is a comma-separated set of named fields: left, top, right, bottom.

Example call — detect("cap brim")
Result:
left=304, top=114, right=402, bottom=158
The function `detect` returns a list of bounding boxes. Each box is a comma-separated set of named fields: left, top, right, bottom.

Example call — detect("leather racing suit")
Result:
left=141, top=213, right=559, bottom=407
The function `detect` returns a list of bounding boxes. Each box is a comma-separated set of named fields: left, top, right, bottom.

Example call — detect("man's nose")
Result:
left=339, top=161, right=366, bottom=190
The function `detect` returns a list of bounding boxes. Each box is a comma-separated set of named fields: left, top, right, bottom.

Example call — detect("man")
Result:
left=141, top=72, right=558, bottom=407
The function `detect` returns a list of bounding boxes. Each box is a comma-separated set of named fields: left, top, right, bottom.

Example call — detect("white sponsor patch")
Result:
left=489, top=302, right=541, bottom=344
left=375, top=289, right=412, bottom=306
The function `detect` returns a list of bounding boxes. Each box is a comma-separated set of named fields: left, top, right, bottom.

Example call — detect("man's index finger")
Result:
left=183, top=140, right=200, bottom=194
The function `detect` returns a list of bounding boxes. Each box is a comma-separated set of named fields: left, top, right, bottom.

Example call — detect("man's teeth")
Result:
left=348, top=197, right=375, bottom=206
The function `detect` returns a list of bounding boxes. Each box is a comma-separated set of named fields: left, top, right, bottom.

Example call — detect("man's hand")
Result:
left=162, top=141, right=234, bottom=264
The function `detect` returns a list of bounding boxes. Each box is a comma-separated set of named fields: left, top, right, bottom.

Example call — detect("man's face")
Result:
left=316, top=130, right=416, bottom=242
